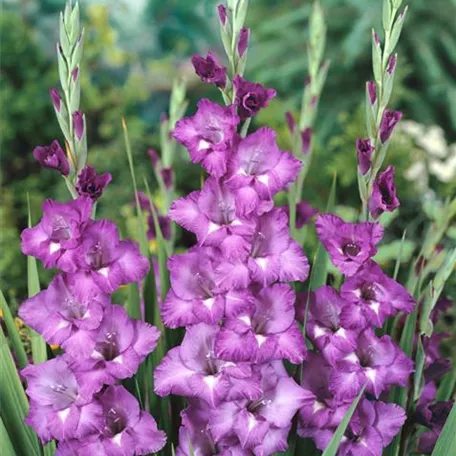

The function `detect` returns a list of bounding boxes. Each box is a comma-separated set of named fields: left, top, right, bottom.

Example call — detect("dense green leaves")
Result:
left=431, top=403, right=456, bottom=456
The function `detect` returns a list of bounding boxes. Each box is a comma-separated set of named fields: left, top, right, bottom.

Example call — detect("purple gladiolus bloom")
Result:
left=76, top=165, right=112, bottom=201
left=356, top=138, right=375, bottom=175
left=173, top=99, right=239, bottom=177
left=233, top=76, right=276, bottom=120
left=215, top=284, right=306, bottom=364
left=75, top=219, right=149, bottom=292
left=50, top=88, right=62, bottom=112
left=367, top=81, right=377, bottom=105
left=22, top=358, right=103, bottom=443
left=226, top=127, right=301, bottom=215
left=315, top=214, right=383, bottom=276
left=209, top=362, right=314, bottom=454
left=237, top=27, right=250, bottom=58
left=192, top=52, right=227, bottom=88
left=69, top=305, right=160, bottom=395
left=72, top=111, right=84, bottom=141
left=169, top=178, right=256, bottom=260
left=33, top=140, right=70, bottom=176
left=19, top=272, right=109, bottom=357
left=379, top=110, right=403, bottom=143
left=369, top=165, right=400, bottom=219
left=21, top=197, right=92, bottom=271
left=154, top=324, right=262, bottom=407
left=310, top=399, right=406, bottom=456
left=340, top=261, right=414, bottom=329
left=330, top=328, right=413, bottom=398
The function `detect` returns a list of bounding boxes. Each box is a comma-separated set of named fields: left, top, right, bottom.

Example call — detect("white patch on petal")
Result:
left=354, top=289, right=362, bottom=299
left=58, top=408, right=70, bottom=423
left=255, top=334, right=267, bottom=347
left=113, top=355, right=123, bottom=364
left=91, top=350, right=104, bottom=360
left=344, top=353, right=359, bottom=364
left=313, top=401, right=325, bottom=413
left=247, top=413, right=257, bottom=431
left=366, top=368, right=376, bottom=382
left=49, top=242, right=61, bottom=254
left=239, top=315, right=251, bottom=325
left=207, top=222, right=220, bottom=234
left=236, top=168, right=248, bottom=176
left=257, top=174, right=269, bottom=185
left=359, top=438, right=368, bottom=447
left=255, top=257, right=268, bottom=270
left=230, top=219, right=242, bottom=226
left=203, top=298, right=215, bottom=310
left=82, top=310, right=91, bottom=320
left=337, top=328, right=347, bottom=339
left=313, top=325, right=327, bottom=338
left=57, top=320, right=70, bottom=330
left=370, top=302, right=380, bottom=315
left=198, top=139, right=211, bottom=151
left=112, top=433, right=123, bottom=446
left=203, top=375, right=218, bottom=390
left=98, top=267, right=110, bottom=278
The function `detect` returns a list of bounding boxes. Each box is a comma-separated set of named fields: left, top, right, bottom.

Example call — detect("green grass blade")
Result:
left=393, top=229, right=407, bottom=280
left=321, top=384, right=365, bottom=456
left=0, top=327, right=41, bottom=455
left=437, top=366, right=456, bottom=402
left=309, top=173, right=337, bottom=291
left=0, top=289, right=28, bottom=369
left=27, top=195, right=47, bottom=365
left=431, top=402, right=456, bottom=456
left=0, top=416, right=17, bottom=456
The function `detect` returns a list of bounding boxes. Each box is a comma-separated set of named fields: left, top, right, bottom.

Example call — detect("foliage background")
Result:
left=1, top=0, right=455, bottom=312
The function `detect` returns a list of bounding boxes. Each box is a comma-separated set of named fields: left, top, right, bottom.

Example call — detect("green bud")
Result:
left=386, top=6, right=407, bottom=56
left=69, top=2, right=81, bottom=43
left=57, top=43, right=69, bottom=91
left=59, top=13, right=71, bottom=57
left=371, top=30, right=382, bottom=84
left=382, top=0, right=392, bottom=32
left=70, top=28, right=84, bottom=69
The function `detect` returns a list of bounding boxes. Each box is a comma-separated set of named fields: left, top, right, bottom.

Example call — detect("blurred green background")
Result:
left=1, top=0, right=456, bottom=309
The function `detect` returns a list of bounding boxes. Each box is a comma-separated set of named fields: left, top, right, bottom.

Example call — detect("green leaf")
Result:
left=431, top=402, right=456, bottom=456
left=0, top=416, right=17, bottom=456
left=27, top=195, right=47, bottom=365
left=437, top=366, right=456, bottom=402
left=321, top=385, right=366, bottom=456
left=0, top=289, right=28, bottom=369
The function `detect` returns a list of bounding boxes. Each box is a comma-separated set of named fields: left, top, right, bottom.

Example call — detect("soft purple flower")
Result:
left=367, top=81, right=377, bottom=105
left=154, top=323, right=261, bottom=407
left=233, top=76, right=276, bottom=120
left=340, top=261, right=415, bottom=329
left=315, top=214, right=384, bottom=276
left=214, top=284, right=306, bottom=364
left=301, top=127, right=312, bottom=155
left=209, top=362, right=314, bottom=454
left=19, top=272, right=109, bottom=357
left=173, top=99, right=239, bottom=177
left=21, top=197, right=92, bottom=271
left=330, top=328, right=413, bottom=398
left=169, top=178, right=256, bottom=260
left=237, top=27, right=250, bottom=58
left=217, top=208, right=309, bottom=287
left=72, top=111, right=84, bottom=141
left=33, top=140, right=70, bottom=176
left=191, top=52, right=227, bottom=88
left=69, top=305, right=160, bottom=395
left=356, top=138, right=375, bottom=175
left=75, top=219, right=149, bottom=292
left=369, top=165, right=400, bottom=219
left=50, top=88, right=62, bottom=112
left=22, top=358, right=103, bottom=442
left=225, top=127, right=301, bottom=215
left=379, top=110, right=403, bottom=143
left=76, top=165, right=112, bottom=201
left=297, top=287, right=357, bottom=364
left=217, top=4, right=227, bottom=26
left=147, top=148, right=160, bottom=168
left=298, top=353, right=351, bottom=433
left=310, top=399, right=406, bottom=456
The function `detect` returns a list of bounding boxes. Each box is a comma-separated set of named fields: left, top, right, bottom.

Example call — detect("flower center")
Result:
left=61, top=297, right=87, bottom=320
left=50, top=382, right=77, bottom=403
left=342, top=242, right=360, bottom=257
left=86, top=241, right=106, bottom=270
left=360, top=283, right=376, bottom=301
left=204, top=352, right=219, bottom=375
left=50, top=217, right=71, bottom=242
left=105, top=407, right=127, bottom=436
left=97, top=331, right=119, bottom=361
left=248, top=397, right=271, bottom=413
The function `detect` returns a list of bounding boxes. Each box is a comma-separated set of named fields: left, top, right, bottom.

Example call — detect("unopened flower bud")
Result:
left=379, top=110, right=403, bottom=143
left=148, top=148, right=160, bottom=168
left=237, top=27, right=250, bottom=58
left=366, top=81, right=377, bottom=105
left=285, top=111, right=296, bottom=134
left=49, top=88, right=62, bottom=112
left=33, top=140, right=70, bottom=176
left=369, top=165, right=400, bottom=219
left=161, top=168, right=174, bottom=189
left=387, top=54, right=397, bottom=75
left=301, top=128, right=312, bottom=155
left=217, top=4, right=227, bottom=26
left=356, top=138, right=375, bottom=175
left=76, top=165, right=112, bottom=201
left=191, top=52, right=227, bottom=88
left=71, top=66, right=79, bottom=82
left=72, top=111, right=84, bottom=141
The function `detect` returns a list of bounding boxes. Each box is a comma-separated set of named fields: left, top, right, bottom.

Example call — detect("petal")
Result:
left=130, top=412, right=167, bottom=455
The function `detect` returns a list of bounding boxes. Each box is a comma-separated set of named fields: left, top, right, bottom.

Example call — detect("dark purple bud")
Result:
left=49, top=88, right=62, bottom=112
left=191, top=52, right=227, bottom=89
left=424, top=359, right=452, bottom=383
left=72, top=111, right=84, bottom=141
left=367, top=81, right=377, bottom=105
left=237, top=27, right=250, bottom=58
left=285, top=111, right=296, bottom=134
left=147, top=214, right=172, bottom=241
left=295, top=201, right=318, bottom=229
left=379, top=109, right=402, bottom=143
left=301, top=127, right=312, bottom=155
left=369, top=165, right=400, bottom=219
left=372, top=30, right=380, bottom=46
left=135, top=191, right=152, bottom=212
left=217, top=4, right=227, bottom=26
left=33, top=140, right=70, bottom=176
left=147, top=148, right=160, bottom=168
left=76, top=165, right=112, bottom=201
left=387, top=54, right=397, bottom=74
left=160, top=113, right=169, bottom=124
left=232, top=75, right=276, bottom=120
left=71, top=66, right=79, bottom=82
left=356, top=138, right=375, bottom=175
left=160, top=167, right=174, bottom=189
